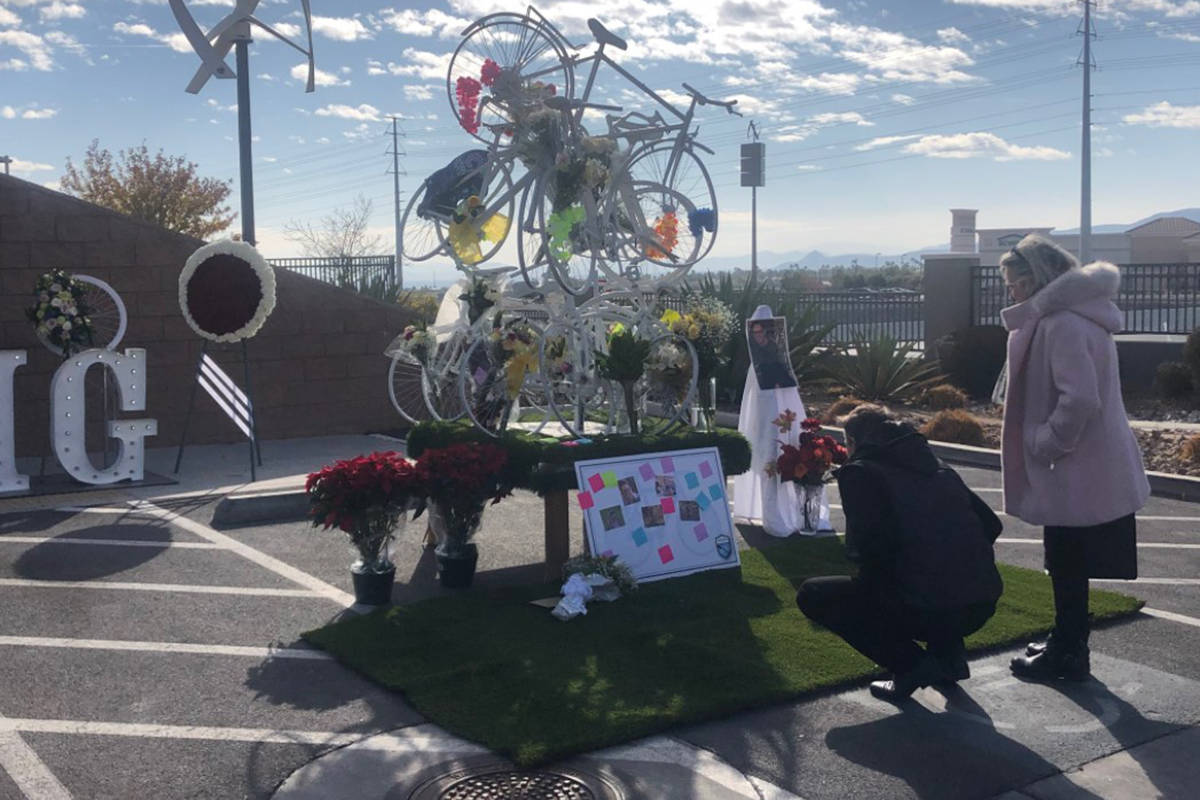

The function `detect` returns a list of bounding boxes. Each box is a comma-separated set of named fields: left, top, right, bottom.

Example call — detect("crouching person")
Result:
left=796, top=405, right=1004, bottom=701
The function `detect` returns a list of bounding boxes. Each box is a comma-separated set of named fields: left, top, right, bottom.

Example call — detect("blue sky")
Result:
left=3, top=0, right=1200, bottom=284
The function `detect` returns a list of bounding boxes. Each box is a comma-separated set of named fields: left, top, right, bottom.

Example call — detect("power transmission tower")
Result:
left=387, top=117, right=407, bottom=288
left=1077, top=0, right=1097, bottom=263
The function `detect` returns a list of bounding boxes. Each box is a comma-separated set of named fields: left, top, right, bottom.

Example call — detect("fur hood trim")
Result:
left=1002, top=262, right=1123, bottom=333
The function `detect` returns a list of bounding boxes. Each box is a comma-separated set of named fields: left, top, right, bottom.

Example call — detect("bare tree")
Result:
left=61, top=140, right=234, bottom=238
left=284, top=194, right=385, bottom=258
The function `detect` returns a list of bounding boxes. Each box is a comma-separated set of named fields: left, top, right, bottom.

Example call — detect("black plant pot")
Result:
left=351, top=565, right=396, bottom=605
left=436, top=542, right=479, bottom=589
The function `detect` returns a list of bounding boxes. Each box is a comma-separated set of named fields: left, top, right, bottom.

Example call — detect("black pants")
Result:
left=1043, top=514, right=1137, bottom=646
left=796, top=576, right=995, bottom=674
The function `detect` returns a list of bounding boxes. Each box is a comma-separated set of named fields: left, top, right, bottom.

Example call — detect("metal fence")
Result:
left=971, top=263, right=1200, bottom=334
left=267, top=255, right=395, bottom=288
left=660, top=289, right=926, bottom=349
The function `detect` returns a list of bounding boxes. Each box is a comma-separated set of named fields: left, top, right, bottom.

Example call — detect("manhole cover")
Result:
left=440, top=770, right=595, bottom=799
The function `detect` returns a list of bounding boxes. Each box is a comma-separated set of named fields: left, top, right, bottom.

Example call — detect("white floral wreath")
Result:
left=178, top=239, right=277, bottom=343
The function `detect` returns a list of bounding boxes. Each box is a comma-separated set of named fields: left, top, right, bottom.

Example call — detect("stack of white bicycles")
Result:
left=390, top=6, right=739, bottom=438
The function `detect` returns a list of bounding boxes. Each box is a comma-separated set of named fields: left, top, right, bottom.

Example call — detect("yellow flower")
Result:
left=660, top=309, right=682, bottom=325
left=687, top=323, right=700, bottom=339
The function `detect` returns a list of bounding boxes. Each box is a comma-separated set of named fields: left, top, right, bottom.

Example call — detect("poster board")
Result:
left=574, top=447, right=740, bottom=583
left=746, top=317, right=797, bottom=390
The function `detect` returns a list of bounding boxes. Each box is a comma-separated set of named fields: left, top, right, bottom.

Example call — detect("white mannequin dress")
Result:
left=732, top=306, right=833, bottom=536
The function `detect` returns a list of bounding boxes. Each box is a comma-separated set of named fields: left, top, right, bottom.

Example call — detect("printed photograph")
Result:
left=599, top=505, right=626, bottom=531
left=641, top=504, right=666, bottom=527
left=679, top=500, right=701, bottom=521
left=746, top=317, right=798, bottom=390
left=618, top=477, right=641, bottom=505
left=655, top=474, right=677, bottom=497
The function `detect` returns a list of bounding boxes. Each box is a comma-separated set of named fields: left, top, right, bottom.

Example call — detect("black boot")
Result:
left=870, top=653, right=947, bottom=702
left=1010, top=638, right=1090, bottom=682
left=1025, top=631, right=1058, bottom=657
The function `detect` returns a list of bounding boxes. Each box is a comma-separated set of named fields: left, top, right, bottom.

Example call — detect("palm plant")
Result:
left=823, top=334, right=944, bottom=402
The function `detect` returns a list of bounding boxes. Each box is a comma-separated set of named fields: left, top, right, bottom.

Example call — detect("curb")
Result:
left=212, top=482, right=309, bottom=528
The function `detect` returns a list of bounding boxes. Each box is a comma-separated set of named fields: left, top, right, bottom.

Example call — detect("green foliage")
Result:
left=823, top=335, right=944, bottom=402
left=922, top=409, right=987, bottom=447
left=1184, top=327, right=1200, bottom=387
left=335, top=272, right=402, bottom=303
left=61, top=139, right=234, bottom=238
left=1154, top=361, right=1194, bottom=400
left=783, top=300, right=837, bottom=385
left=562, top=553, right=637, bottom=595
left=594, top=328, right=650, bottom=383
left=397, top=289, right=440, bottom=323
left=936, top=326, right=1008, bottom=400
left=404, top=420, right=751, bottom=495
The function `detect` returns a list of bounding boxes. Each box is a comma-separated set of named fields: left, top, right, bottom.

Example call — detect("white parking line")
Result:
left=997, top=538, right=1200, bottom=550
left=1093, top=578, right=1200, bottom=586
left=0, top=711, right=72, bottom=800
left=0, top=717, right=362, bottom=747
left=126, top=501, right=358, bottom=608
left=1141, top=608, right=1200, bottom=629
left=0, top=579, right=322, bottom=597
left=0, top=635, right=332, bottom=661
left=0, top=536, right=222, bottom=550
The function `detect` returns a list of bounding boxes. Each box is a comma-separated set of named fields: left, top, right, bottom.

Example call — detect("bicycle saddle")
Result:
left=588, top=19, right=627, bottom=51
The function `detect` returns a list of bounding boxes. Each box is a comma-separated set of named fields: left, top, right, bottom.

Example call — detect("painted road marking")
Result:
left=1141, top=608, right=1200, bottom=629
left=0, top=711, right=72, bottom=800
left=126, top=501, right=358, bottom=608
left=0, top=536, right=222, bottom=549
left=0, top=635, right=332, bottom=660
left=1093, top=578, right=1200, bottom=586
left=0, top=579, right=321, bottom=597
left=0, top=717, right=362, bottom=747
left=997, top=538, right=1200, bottom=550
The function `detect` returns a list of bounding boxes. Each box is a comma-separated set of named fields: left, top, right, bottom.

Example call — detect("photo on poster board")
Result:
left=574, top=447, right=740, bottom=583
left=746, top=317, right=797, bottom=390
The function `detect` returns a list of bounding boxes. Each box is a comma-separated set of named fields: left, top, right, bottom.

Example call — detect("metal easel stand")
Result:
left=173, top=341, right=262, bottom=482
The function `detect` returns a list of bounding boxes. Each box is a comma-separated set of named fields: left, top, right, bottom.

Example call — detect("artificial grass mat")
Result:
left=303, top=536, right=1143, bottom=767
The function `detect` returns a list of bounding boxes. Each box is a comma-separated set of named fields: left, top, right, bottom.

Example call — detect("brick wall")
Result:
left=0, top=174, right=416, bottom=458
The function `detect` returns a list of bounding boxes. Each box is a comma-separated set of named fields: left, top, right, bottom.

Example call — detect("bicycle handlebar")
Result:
left=544, top=96, right=622, bottom=112
left=680, top=82, right=742, bottom=115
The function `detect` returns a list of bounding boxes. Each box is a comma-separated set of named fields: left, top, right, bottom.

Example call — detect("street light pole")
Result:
left=234, top=26, right=255, bottom=245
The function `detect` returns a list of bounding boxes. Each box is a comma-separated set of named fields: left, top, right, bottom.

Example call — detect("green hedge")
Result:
left=405, top=421, right=752, bottom=495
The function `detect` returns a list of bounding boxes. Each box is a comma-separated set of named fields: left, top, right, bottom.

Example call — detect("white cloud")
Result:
left=294, top=63, right=349, bottom=86
left=312, top=16, right=372, bottom=42
left=892, top=93, right=914, bottom=105
left=258, top=73, right=276, bottom=81
left=315, top=103, right=381, bottom=122
left=342, top=122, right=374, bottom=141
left=40, top=2, right=85, bottom=21
left=0, top=29, right=52, bottom=70
left=379, top=7, right=469, bottom=38
left=770, top=111, right=873, bottom=142
left=403, top=84, right=435, bottom=101
left=272, top=22, right=302, bottom=39
left=938, top=27, right=970, bottom=45
left=5, top=105, right=57, bottom=119
left=10, top=157, right=54, bottom=174
left=901, top=131, right=1070, bottom=161
left=380, top=48, right=453, bottom=80
left=0, top=7, right=20, bottom=27
left=0, top=106, right=12, bottom=119
left=951, top=0, right=1200, bottom=17
left=112, top=21, right=191, bottom=53
left=0, top=58, right=28, bottom=70
left=1123, top=101, right=1200, bottom=128
left=855, top=134, right=923, bottom=151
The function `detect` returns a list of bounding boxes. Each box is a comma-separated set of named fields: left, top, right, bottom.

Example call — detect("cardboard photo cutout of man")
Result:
left=746, top=317, right=798, bottom=390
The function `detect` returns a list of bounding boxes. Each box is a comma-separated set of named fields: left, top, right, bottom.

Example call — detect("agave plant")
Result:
left=823, top=334, right=944, bottom=402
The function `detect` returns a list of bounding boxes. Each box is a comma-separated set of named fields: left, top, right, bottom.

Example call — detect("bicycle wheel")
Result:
left=529, top=182, right=600, bottom=296
left=638, top=333, right=699, bottom=436
left=400, top=180, right=447, bottom=262
left=36, top=274, right=127, bottom=356
left=515, top=179, right=553, bottom=290
left=539, top=318, right=615, bottom=437
left=620, top=143, right=718, bottom=264
left=421, top=331, right=468, bottom=421
left=388, top=354, right=432, bottom=425
left=448, top=157, right=516, bottom=272
left=447, top=13, right=574, bottom=144
left=600, top=181, right=700, bottom=289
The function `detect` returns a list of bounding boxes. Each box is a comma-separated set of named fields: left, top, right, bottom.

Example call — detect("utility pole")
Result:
left=741, top=123, right=765, bottom=286
left=234, top=23, right=256, bottom=245
left=388, top=116, right=406, bottom=289
left=1077, top=0, right=1097, bottom=263
left=0, top=156, right=10, bottom=175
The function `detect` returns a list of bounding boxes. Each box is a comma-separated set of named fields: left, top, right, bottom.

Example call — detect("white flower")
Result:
left=50, top=297, right=62, bottom=309
left=50, top=283, right=62, bottom=293
left=61, top=321, right=72, bottom=331
left=179, top=239, right=277, bottom=343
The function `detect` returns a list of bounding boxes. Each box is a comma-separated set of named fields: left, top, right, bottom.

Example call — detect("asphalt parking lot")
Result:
left=0, top=464, right=1197, bottom=799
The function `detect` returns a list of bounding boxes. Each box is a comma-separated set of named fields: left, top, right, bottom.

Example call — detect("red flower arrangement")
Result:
left=480, top=58, right=501, bottom=87
left=414, top=442, right=512, bottom=554
left=769, top=416, right=849, bottom=487
left=306, top=451, right=422, bottom=570
left=456, top=75, right=482, bottom=134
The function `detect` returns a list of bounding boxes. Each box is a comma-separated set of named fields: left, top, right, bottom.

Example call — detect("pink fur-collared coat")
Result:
left=999, top=261, right=1149, bottom=527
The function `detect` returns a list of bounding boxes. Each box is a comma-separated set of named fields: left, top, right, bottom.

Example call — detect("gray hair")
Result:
left=997, top=233, right=1079, bottom=293
left=840, top=403, right=892, bottom=445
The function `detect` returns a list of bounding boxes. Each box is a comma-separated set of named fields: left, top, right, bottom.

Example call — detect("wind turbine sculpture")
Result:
left=168, top=0, right=316, bottom=245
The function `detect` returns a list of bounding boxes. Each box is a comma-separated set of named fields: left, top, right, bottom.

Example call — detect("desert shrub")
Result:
left=923, top=383, right=968, bottom=410
left=936, top=325, right=1008, bottom=400
left=821, top=395, right=863, bottom=424
left=823, top=335, right=944, bottom=402
left=1185, top=327, right=1200, bottom=386
left=1182, top=434, right=1200, bottom=465
left=1154, top=361, right=1194, bottom=400
left=921, top=409, right=987, bottom=447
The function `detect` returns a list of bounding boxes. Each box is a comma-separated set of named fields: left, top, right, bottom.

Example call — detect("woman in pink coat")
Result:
left=998, top=233, right=1149, bottom=682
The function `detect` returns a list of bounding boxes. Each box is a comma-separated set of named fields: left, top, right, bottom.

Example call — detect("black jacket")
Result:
left=837, top=421, right=1003, bottom=611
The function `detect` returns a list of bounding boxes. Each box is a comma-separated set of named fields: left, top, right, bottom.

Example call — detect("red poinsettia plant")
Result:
left=306, top=451, right=422, bottom=571
left=413, top=442, right=512, bottom=554
left=767, top=415, right=850, bottom=487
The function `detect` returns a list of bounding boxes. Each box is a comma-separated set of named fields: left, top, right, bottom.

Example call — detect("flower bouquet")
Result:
left=594, top=325, right=652, bottom=434
left=306, top=451, right=422, bottom=603
left=766, top=416, right=849, bottom=532
left=27, top=270, right=94, bottom=357
left=459, top=275, right=501, bottom=325
left=414, top=442, right=512, bottom=587
left=391, top=323, right=437, bottom=366
left=662, top=296, right=735, bottom=430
